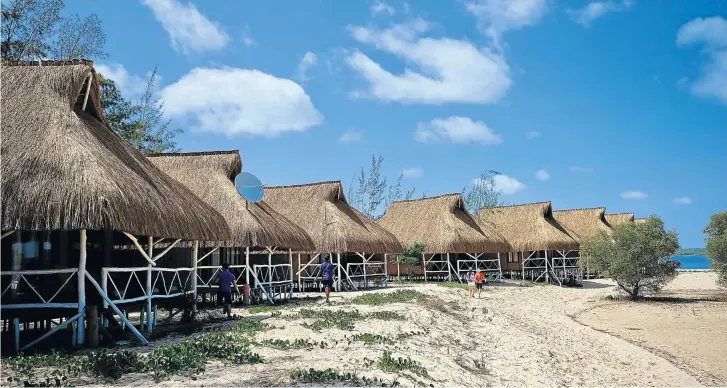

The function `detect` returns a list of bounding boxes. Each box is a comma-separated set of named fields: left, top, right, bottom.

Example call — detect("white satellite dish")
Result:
left=236, top=172, right=264, bottom=203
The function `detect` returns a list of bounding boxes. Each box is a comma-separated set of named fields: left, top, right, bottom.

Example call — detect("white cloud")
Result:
left=567, top=0, right=633, bottom=27
left=535, top=169, right=550, bottom=181
left=473, top=174, right=526, bottom=195
left=339, top=129, right=362, bottom=143
left=673, top=196, right=692, bottom=205
left=296, top=51, right=318, bottom=83
left=241, top=33, right=254, bottom=47
left=569, top=166, right=595, bottom=173
left=401, top=167, right=423, bottom=178
left=676, top=16, right=727, bottom=105
left=526, top=130, right=541, bottom=138
left=415, top=116, right=503, bottom=145
left=464, top=0, right=547, bottom=50
left=141, top=0, right=229, bottom=54
left=345, top=20, right=511, bottom=104
left=160, top=67, right=323, bottom=137
left=621, top=191, right=648, bottom=200
left=371, top=1, right=394, bottom=15
left=95, top=63, right=148, bottom=97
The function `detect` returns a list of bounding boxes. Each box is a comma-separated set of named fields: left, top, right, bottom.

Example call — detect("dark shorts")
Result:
left=218, top=291, right=232, bottom=304
left=321, top=279, right=334, bottom=288
left=476, top=282, right=484, bottom=289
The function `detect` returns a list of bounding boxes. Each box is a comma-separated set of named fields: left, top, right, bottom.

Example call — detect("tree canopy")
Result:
left=348, top=155, right=415, bottom=220
left=462, top=170, right=504, bottom=214
left=581, top=215, right=680, bottom=300
left=704, top=211, right=727, bottom=288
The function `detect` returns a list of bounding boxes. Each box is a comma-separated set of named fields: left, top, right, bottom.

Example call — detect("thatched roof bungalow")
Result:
left=475, top=202, right=578, bottom=252
left=148, top=151, right=314, bottom=251
left=605, top=213, right=635, bottom=228
left=377, top=194, right=510, bottom=253
left=1, top=60, right=229, bottom=241
left=552, top=207, right=612, bottom=243
left=264, top=181, right=403, bottom=254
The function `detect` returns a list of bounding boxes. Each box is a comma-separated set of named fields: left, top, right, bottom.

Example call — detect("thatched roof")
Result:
left=552, top=207, right=612, bottom=243
left=148, top=151, right=314, bottom=250
left=605, top=213, right=634, bottom=227
left=1, top=61, right=229, bottom=240
left=377, top=194, right=510, bottom=253
left=475, top=202, right=578, bottom=251
left=634, top=218, right=647, bottom=224
left=264, top=181, right=403, bottom=253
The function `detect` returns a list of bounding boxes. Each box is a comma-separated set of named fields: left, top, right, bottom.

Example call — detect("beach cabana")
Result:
left=264, top=181, right=403, bottom=291
left=475, top=202, right=579, bottom=283
left=377, top=194, right=510, bottom=281
left=553, top=207, right=613, bottom=279
left=605, top=213, right=635, bottom=228
left=1, top=60, right=230, bottom=351
left=148, top=151, right=315, bottom=304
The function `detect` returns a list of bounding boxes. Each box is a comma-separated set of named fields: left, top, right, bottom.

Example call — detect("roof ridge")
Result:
left=2, top=59, right=94, bottom=67
left=553, top=207, right=606, bottom=213
left=148, top=150, right=239, bottom=157
left=484, top=201, right=551, bottom=209
left=391, top=193, right=460, bottom=204
left=266, top=180, right=342, bottom=189
left=605, top=212, right=634, bottom=215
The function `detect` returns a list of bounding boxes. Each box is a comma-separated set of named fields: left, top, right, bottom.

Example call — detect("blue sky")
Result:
left=64, top=0, right=725, bottom=248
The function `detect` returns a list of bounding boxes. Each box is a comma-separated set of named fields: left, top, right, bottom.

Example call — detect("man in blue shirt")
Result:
left=217, top=263, right=237, bottom=318
left=320, top=255, right=334, bottom=303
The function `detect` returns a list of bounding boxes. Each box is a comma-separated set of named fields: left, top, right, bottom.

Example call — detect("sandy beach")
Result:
left=3, top=272, right=724, bottom=387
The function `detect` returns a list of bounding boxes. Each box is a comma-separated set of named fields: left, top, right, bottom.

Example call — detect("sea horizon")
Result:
left=671, top=255, right=712, bottom=270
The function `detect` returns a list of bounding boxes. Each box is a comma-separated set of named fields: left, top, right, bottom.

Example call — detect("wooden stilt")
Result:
left=77, top=230, right=87, bottom=345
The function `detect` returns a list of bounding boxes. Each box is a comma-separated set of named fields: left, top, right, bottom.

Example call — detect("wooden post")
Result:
left=363, top=253, right=368, bottom=288
left=146, top=237, right=153, bottom=332
left=446, top=253, right=451, bottom=281
left=383, top=254, right=389, bottom=287
left=77, top=230, right=87, bottom=346
left=86, top=305, right=99, bottom=348
left=423, top=253, right=427, bottom=282
left=336, top=253, right=342, bottom=292
left=297, top=253, right=302, bottom=290
left=13, top=318, right=20, bottom=353
left=192, top=240, right=199, bottom=304
left=11, top=231, right=22, bottom=298
left=545, top=250, right=549, bottom=283
left=267, top=248, right=273, bottom=288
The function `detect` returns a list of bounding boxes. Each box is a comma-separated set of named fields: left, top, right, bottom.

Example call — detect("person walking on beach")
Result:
left=474, top=270, right=486, bottom=298
left=217, top=263, right=238, bottom=318
left=466, top=271, right=476, bottom=298
left=320, top=255, right=334, bottom=303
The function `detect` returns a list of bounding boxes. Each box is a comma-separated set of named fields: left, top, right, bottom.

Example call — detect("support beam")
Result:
left=336, top=253, right=342, bottom=292
left=77, top=230, right=87, bottom=345
left=85, top=273, right=148, bottom=345
left=81, top=74, right=92, bottom=111
left=1, top=230, right=15, bottom=239
left=152, top=239, right=182, bottom=262
left=146, top=237, right=153, bottom=333
left=197, top=247, right=219, bottom=264
left=191, top=240, right=199, bottom=303
left=11, top=231, right=22, bottom=298
left=288, top=249, right=294, bottom=298
left=122, top=232, right=155, bottom=266
left=20, top=314, right=82, bottom=352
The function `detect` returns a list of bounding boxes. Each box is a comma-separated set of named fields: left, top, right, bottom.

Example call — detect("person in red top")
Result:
left=474, top=270, right=486, bottom=298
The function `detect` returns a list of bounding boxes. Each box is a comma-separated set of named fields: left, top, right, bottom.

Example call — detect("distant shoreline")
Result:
left=677, top=269, right=712, bottom=272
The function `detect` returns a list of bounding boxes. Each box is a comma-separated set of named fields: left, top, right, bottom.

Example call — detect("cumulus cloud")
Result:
left=415, top=116, right=503, bottom=145
left=567, top=0, right=633, bottom=27
left=401, top=167, right=423, bottom=178
left=296, top=51, right=318, bottom=83
left=535, top=169, right=550, bottom=181
left=345, top=20, right=511, bottom=104
left=95, top=63, right=148, bottom=98
left=141, top=0, right=229, bottom=54
left=464, top=0, right=548, bottom=49
left=160, top=67, right=323, bottom=137
left=621, top=191, right=648, bottom=200
left=526, top=130, right=541, bottom=139
left=473, top=174, right=526, bottom=195
left=371, top=1, right=394, bottom=15
left=676, top=16, right=727, bottom=105
left=673, top=196, right=692, bottom=205
left=339, top=129, right=362, bottom=143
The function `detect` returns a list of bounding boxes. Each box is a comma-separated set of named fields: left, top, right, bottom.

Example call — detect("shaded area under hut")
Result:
left=377, top=194, right=510, bottom=282
left=475, top=202, right=579, bottom=284
left=264, top=181, right=403, bottom=291
left=553, top=207, right=613, bottom=279
left=148, top=151, right=315, bottom=305
left=0, top=61, right=230, bottom=353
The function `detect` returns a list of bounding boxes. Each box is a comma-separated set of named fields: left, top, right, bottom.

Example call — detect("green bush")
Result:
left=351, top=290, right=426, bottom=306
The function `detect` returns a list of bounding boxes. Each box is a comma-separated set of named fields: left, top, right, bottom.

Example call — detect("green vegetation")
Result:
left=351, top=290, right=426, bottom=305
left=295, top=308, right=406, bottom=331
left=289, top=367, right=399, bottom=386
left=348, top=331, right=423, bottom=345
left=391, top=243, right=427, bottom=267
left=462, top=170, right=505, bottom=213
left=705, top=212, right=727, bottom=287
left=581, top=216, right=680, bottom=300
left=261, top=338, right=327, bottom=350
left=438, top=282, right=468, bottom=290
left=675, top=248, right=707, bottom=256
left=348, top=155, right=417, bottom=219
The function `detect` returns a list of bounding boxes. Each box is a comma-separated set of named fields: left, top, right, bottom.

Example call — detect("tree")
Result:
left=581, top=216, right=681, bottom=300
left=99, top=70, right=181, bottom=154
left=462, top=170, right=504, bottom=214
left=1, top=0, right=106, bottom=61
left=704, top=211, right=727, bottom=288
left=348, top=155, right=415, bottom=220
left=391, top=242, right=426, bottom=267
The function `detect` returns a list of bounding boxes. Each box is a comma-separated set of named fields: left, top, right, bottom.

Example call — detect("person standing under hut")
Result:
left=217, top=263, right=238, bottom=318
left=474, top=269, right=486, bottom=298
left=467, top=270, right=476, bottom=298
left=320, top=255, right=334, bottom=303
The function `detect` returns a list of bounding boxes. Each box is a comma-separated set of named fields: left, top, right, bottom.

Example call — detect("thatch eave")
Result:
left=552, top=207, right=612, bottom=243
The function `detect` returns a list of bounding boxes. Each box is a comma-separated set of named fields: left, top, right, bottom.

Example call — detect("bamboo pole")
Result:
left=336, top=253, right=342, bottom=292
left=11, top=231, right=22, bottom=298
left=77, top=230, right=87, bottom=345
left=192, top=240, right=199, bottom=306
left=146, top=237, right=153, bottom=332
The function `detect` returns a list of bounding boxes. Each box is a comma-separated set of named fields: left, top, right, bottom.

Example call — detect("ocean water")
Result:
left=671, top=255, right=712, bottom=270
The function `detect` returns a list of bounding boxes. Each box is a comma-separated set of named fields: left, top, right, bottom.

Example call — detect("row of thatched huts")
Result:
left=1, top=60, right=643, bottom=353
